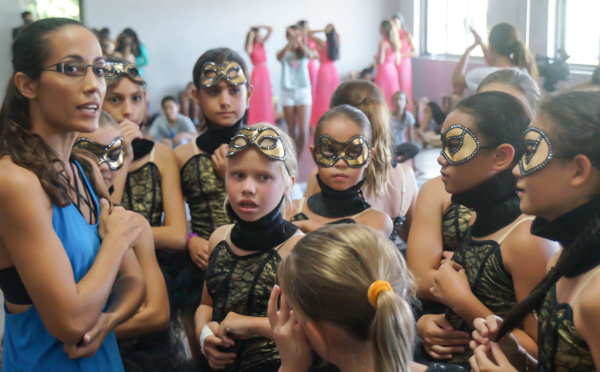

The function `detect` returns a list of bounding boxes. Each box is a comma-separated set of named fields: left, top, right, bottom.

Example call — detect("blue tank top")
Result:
left=2, top=161, right=124, bottom=372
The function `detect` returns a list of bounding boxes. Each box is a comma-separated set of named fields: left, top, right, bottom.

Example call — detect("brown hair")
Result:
left=488, top=23, right=539, bottom=81
left=0, top=18, right=107, bottom=207
left=381, top=20, right=401, bottom=51
left=330, top=80, right=393, bottom=198
left=279, top=224, right=416, bottom=372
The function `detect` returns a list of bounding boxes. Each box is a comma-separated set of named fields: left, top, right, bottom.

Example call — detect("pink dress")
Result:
left=307, top=38, right=319, bottom=102
left=247, top=42, right=275, bottom=125
left=374, top=40, right=400, bottom=108
left=310, top=42, right=341, bottom=127
left=397, top=30, right=413, bottom=112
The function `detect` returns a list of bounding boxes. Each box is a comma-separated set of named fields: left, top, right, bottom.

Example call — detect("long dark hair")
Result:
left=497, top=91, right=600, bottom=340
left=0, top=18, right=106, bottom=206
left=115, top=28, right=141, bottom=57
left=489, top=23, right=539, bottom=81
left=453, top=91, right=530, bottom=162
left=325, top=25, right=339, bottom=61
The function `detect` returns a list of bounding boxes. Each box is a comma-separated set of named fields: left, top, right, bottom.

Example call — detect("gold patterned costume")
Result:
left=537, top=285, right=595, bottom=372
left=441, top=203, right=472, bottom=251
left=205, top=239, right=282, bottom=372
left=122, top=160, right=163, bottom=227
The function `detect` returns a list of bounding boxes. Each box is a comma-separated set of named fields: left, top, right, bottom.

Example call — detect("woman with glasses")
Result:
left=0, top=18, right=145, bottom=371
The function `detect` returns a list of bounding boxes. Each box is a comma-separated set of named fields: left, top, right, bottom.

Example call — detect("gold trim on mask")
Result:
left=519, top=127, right=554, bottom=176
left=199, top=61, right=247, bottom=88
left=226, top=126, right=286, bottom=161
left=441, top=125, right=481, bottom=165
left=74, top=137, right=125, bottom=170
left=312, top=135, right=371, bottom=168
left=104, top=62, right=145, bottom=86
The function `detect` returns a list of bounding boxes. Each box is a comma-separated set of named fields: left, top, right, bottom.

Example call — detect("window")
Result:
left=424, top=0, right=488, bottom=56
left=26, top=0, right=82, bottom=22
left=557, top=0, right=600, bottom=66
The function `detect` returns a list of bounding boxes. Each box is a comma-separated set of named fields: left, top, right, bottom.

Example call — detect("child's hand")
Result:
left=188, top=235, right=209, bottom=270
left=268, top=285, right=312, bottom=372
left=119, top=119, right=143, bottom=163
left=217, top=312, right=253, bottom=344
left=470, top=316, right=522, bottom=368
left=416, top=313, right=471, bottom=360
left=211, top=144, right=229, bottom=180
left=203, top=331, right=236, bottom=370
left=431, top=261, right=472, bottom=308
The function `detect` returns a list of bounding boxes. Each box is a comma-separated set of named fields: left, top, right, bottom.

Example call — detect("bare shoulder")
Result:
left=173, top=142, right=197, bottom=168
left=153, top=142, right=176, bottom=162
left=0, top=159, right=47, bottom=202
left=278, top=233, right=305, bottom=258
left=358, top=209, right=393, bottom=236
left=417, top=176, right=451, bottom=211
left=208, top=224, right=233, bottom=251
left=502, top=217, right=559, bottom=266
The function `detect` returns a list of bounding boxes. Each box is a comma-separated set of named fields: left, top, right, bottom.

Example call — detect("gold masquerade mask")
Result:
left=440, top=125, right=489, bottom=165
left=199, top=61, right=247, bottom=88
left=518, top=127, right=554, bottom=176
left=104, top=62, right=145, bottom=86
left=74, top=137, right=125, bottom=170
left=227, top=126, right=286, bottom=161
left=313, top=135, right=371, bottom=168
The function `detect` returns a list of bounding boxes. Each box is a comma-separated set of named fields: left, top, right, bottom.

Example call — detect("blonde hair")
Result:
left=330, top=80, right=393, bottom=198
left=225, top=123, right=298, bottom=218
left=381, top=20, right=401, bottom=51
left=98, top=110, right=120, bottom=129
left=279, top=224, right=416, bottom=372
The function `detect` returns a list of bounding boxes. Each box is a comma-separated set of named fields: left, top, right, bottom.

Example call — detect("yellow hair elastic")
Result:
left=368, top=280, right=393, bottom=307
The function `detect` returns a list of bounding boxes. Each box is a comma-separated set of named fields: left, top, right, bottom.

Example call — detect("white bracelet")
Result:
left=199, top=324, right=214, bottom=357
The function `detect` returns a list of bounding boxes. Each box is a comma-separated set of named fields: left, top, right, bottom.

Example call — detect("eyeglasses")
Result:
left=41, top=61, right=116, bottom=78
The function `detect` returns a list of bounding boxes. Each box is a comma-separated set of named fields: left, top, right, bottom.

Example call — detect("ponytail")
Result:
left=372, top=290, right=415, bottom=372
left=511, top=41, right=539, bottom=81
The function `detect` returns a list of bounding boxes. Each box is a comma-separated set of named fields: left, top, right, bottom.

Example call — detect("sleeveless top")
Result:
left=537, top=269, right=599, bottom=372
left=3, top=161, right=124, bottom=372
left=291, top=197, right=373, bottom=225
left=441, top=203, right=473, bottom=251
left=205, top=227, right=284, bottom=372
left=122, top=148, right=163, bottom=227
left=445, top=217, right=534, bottom=364
left=180, top=141, right=231, bottom=239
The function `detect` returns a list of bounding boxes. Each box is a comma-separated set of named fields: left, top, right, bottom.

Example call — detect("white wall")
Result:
left=84, top=0, right=399, bottom=113
left=1, top=0, right=400, bottom=111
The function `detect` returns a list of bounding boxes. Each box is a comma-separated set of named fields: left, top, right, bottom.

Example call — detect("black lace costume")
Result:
left=444, top=170, right=524, bottom=364
left=531, top=198, right=600, bottom=372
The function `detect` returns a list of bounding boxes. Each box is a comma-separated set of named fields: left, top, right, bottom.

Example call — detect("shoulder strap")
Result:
left=497, top=216, right=535, bottom=245
left=275, top=230, right=303, bottom=252
left=351, top=206, right=373, bottom=219
left=571, top=265, right=600, bottom=303
left=398, top=165, right=407, bottom=216
left=296, top=197, right=305, bottom=214
left=150, top=146, right=156, bottom=162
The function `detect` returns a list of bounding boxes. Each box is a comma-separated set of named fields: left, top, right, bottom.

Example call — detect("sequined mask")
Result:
left=199, top=61, right=247, bottom=88
left=441, top=125, right=489, bottom=165
left=313, top=135, right=371, bottom=168
left=104, top=62, right=145, bottom=86
left=518, top=127, right=554, bottom=176
left=227, top=126, right=286, bottom=161
left=74, top=137, right=125, bottom=170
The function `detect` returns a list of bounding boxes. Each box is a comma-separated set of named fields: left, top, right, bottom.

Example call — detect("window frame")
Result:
left=554, top=0, right=599, bottom=69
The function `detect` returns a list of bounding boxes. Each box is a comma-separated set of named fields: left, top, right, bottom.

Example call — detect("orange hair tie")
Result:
left=368, top=280, right=393, bottom=307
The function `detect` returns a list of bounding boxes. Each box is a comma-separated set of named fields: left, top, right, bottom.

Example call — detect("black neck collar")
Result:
left=531, top=197, right=600, bottom=277
left=196, top=114, right=245, bottom=154
left=307, top=175, right=371, bottom=218
left=451, top=169, right=521, bottom=238
left=226, top=199, right=299, bottom=252
left=132, top=138, right=155, bottom=161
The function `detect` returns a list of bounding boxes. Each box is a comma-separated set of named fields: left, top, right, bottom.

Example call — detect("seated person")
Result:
left=148, top=96, right=198, bottom=148
left=391, top=91, right=421, bottom=164
left=180, top=82, right=202, bottom=125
